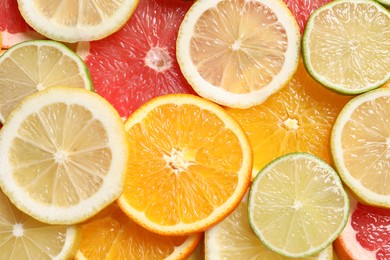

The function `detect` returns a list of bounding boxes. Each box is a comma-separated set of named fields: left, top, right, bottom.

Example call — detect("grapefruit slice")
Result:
left=0, top=0, right=44, bottom=49
left=83, top=0, right=196, bottom=120
left=283, top=0, right=332, bottom=33
left=334, top=196, right=390, bottom=260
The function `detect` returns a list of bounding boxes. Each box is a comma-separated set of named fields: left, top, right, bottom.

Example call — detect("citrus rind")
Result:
left=302, top=0, right=390, bottom=95
left=248, top=153, right=349, bottom=258
left=176, top=0, right=301, bottom=109
left=0, top=87, right=129, bottom=224
left=331, top=88, right=390, bottom=208
left=17, top=0, right=140, bottom=43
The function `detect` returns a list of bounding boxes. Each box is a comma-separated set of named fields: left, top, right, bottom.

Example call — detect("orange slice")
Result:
left=76, top=203, right=202, bottom=259
left=226, top=59, right=353, bottom=177
left=118, top=94, right=253, bottom=235
left=176, top=0, right=300, bottom=108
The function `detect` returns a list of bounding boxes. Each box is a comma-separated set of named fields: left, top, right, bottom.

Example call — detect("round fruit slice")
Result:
left=17, top=0, right=140, bottom=43
left=333, top=196, right=390, bottom=260
left=226, top=59, right=352, bottom=178
left=248, top=153, right=349, bottom=258
left=76, top=203, right=202, bottom=259
left=176, top=0, right=301, bottom=108
left=282, top=0, right=332, bottom=33
left=82, top=0, right=196, bottom=119
left=0, top=40, right=93, bottom=123
left=331, top=88, right=390, bottom=208
left=0, top=189, right=80, bottom=259
left=0, top=87, right=129, bottom=225
left=118, top=94, right=253, bottom=235
left=302, top=0, right=390, bottom=94
left=205, top=192, right=334, bottom=260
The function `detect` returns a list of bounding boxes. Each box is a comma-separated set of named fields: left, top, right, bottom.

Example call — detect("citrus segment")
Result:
left=333, top=196, right=390, bottom=260
left=118, top=94, right=252, bottom=235
left=205, top=193, right=333, bottom=259
left=226, top=59, right=352, bottom=177
left=302, top=0, right=390, bottom=94
left=0, top=87, right=129, bottom=224
left=0, top=40, right=93, bottom=123
left=83, top=0, right=195, bottom=119
left=176, top=0, right=300, bottom=108
left=17, top=0, right=140, bottom=43
left=0, top=189, right=80, bottom=259
left=76, top=203, right=202, bottom=259
left=248, top=153, right=349, bottom=258
left=283, top=0, right=332, bottom=33
left=331, top=88, right=390, bottom=208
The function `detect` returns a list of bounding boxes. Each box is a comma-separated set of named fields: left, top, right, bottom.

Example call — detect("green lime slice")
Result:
left=248, top=153, right=349, bottom=258
left=0, top=40, right=93, bottom=123
left=302, top=0, right=390, bottom=95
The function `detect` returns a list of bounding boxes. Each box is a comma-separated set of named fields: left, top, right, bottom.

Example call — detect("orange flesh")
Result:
left=190, top=0, right=288, bottom=93
left=123, top=103, right=242, bottom=225
left=341, top=96, right=390, bottom=196
left=79, top=203, right=195, bottom=259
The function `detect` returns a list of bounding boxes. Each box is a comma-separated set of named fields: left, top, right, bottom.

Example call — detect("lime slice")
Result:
left=0, top=87, right=129, bottom=224
left=0, top=40, right=93, bottom=123
left=205, top=192, right=334, bottom=259
left=302, top=0, right=390, bottom=94
left=331, top=88, right=390, bottom=208
left=17, top=0, right=140, bottom=43
left=248, top=153, right=349, bottom=258
left=0, top=189, right=80, bottom=259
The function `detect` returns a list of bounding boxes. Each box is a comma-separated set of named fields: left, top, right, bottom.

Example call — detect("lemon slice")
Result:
left=0, top=189, right=80, bottom=259
left=331, top=88, right=390, bottom=208
left=17, top=0, right=140, bottom=43
left=248, top=153, right=349, bottom=258
left=176, top=0, right=300, bottom=108
left=302, top=0, right=390, bottom=94
left=205, top=193, right=334, bottom=259
left=0, top=40, right=93, bottom=123
left=0, top=87, right=129, bottom=224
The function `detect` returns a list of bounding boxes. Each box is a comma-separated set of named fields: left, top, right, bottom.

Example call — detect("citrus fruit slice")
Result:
left=0, top=40, right=93, bottom=123
left=118, top=94, right=253, bottom=235
left=82, top=0, right=196, bottom=119
left=205, top=192, right=334, bottom=260
left=0, top=87, right=129, bottom=225
left=0, top=0, right=45, bottom=49
left=333, top=196, right=390, bottom=260
left=0, top=188, right=80, bottom=259
left=248, top=153, right=349, bottom=258
left=282, top=0, right=332, bottom=33
left=176, top=0, right=301, bottom=108
left=76, top=203, right=202, bottom=259
left=302, top=0, right=390, bottom=94
left=331, top=88, right=390, bottom=208
left=226, top=59, right=352, bottom=178
left=17, top=0, right=140, bottom=43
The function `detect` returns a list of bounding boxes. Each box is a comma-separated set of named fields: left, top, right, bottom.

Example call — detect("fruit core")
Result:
left=145, top=47, right=172, bottom=72
left=54, top=150, right=68, bottom=164
left=13, top=223, right=24, bottom=237
left=164, top=148, right=194, bottom=174
left=283, top=118, right=299, bottom=130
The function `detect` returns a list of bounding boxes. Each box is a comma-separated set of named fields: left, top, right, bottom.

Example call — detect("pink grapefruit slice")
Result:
left=334, top=196, right=390, bottom=260
left=283, top=0, right=332, bottom=33
left=82, top=0, right=196, bottom=119
left=0, top=0, right=44, bottom=49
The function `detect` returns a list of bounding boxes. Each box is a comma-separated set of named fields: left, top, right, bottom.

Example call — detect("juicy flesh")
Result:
left=79, top=204, right=187, bottom=259
left=0, top=45, right=86, bottom=121
left=190, top=0, right=288, bottom=93
left=10, top=103, right=112, bottom=206
left=0, top=190, right=67, bottom=259
left=124, top=103, right=243, bottom=225
left=33, top=0, right=124, bottom=26
left=226, top=61, right=352, bottom=174
left=308, top=2, right=390, bottom=89
left=251, top=156, right=347, bottom=254
left=341, top=96, right=390, bottom=196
